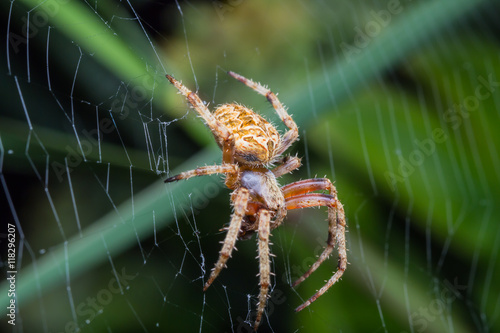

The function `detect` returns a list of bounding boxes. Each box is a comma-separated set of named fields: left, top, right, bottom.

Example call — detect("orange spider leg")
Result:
left=228, top=71, right=299, bottom=155
left=282, top=178, right=335, bottom=198
left=285, top=191, right=347, bottom=312
left=285, top=193, right=335, bottom=210
left=255, top=209, right=272, bottom=331
left=204, top=188, right=250, bottom=290
left=283, top=178, right=338, bottom=285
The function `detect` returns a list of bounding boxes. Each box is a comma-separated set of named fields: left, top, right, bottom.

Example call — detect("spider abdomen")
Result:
left=214, top=104, right=280, bottom=165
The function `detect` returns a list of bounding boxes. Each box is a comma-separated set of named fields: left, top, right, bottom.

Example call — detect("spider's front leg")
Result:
left=282, top=178, right=347, bottom=312
left=282, top=178, right=338, bottom=286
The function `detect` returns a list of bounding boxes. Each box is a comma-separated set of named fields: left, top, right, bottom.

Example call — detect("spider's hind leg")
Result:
left=166, top=74, right=236, bottom=163
left=166, top=75, right=229, bottom=138
left=227, top=71, right=299, bottom=155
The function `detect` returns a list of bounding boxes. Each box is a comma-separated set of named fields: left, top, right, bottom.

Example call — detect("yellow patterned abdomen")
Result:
left=214, top=104, right=280, bottom=165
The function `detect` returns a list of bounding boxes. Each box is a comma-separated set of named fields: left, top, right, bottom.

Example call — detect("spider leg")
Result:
left=166, top=75, right=235, bottom=166
left=254, top=209, right=272, bottom=331
left=283, top=178, right=338, bottom=286
left=204, top=188, right=249, bottom=290
left=164, top=164, right=238, bottom=183
left=282, top=178, right=336, bottom=198
left=227, top=71, right=299, bottom=155
left=285, top=192, right=347, bottom=312
left=271, top=155, right=302, bottom=178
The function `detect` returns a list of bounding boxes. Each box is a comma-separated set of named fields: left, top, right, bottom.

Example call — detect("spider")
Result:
left=165, top=71, right=347, bottom=330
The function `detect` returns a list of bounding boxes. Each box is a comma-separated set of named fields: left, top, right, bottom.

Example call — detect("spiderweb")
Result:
left=1, top=0, right=499, bottom=332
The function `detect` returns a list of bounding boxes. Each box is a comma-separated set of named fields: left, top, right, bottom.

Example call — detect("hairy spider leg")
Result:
left=204, top=188, right=250, bottom=291
left=255, top=209, right=272, bottom=331
left=271, top=155, right=302, bottom=178
left=282, top=178, right=339, bottom=286
left=164, top=164, right=238, bottom=183
left=165, top=75, right=236, bottom=167
left=284, top=192, right=347, bottom=312
left=227, top=71, right=299, bottom=156
left=282, top=178, right=336, bottom=198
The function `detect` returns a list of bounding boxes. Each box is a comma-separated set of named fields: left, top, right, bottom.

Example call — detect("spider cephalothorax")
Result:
left=165, top=71, right=347, bottom=331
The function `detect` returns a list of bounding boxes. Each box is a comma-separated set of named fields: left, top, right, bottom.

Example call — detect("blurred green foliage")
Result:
left=1, top=0, right=498, bottom=332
